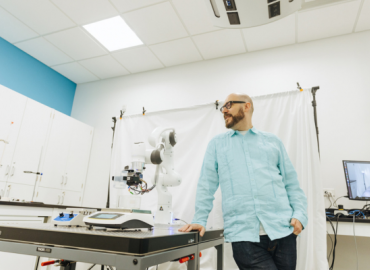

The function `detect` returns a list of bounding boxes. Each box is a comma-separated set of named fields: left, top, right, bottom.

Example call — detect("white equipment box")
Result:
left=83, top=209, right=154, bottom=229
left=53, top=208, right=97, bottom=227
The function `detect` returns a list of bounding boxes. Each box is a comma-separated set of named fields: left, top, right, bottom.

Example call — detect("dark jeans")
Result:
left=232, top=233, right=297, bottom=270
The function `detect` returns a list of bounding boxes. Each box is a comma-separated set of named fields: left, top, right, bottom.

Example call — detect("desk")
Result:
left=0, top=224, right=224, bottom=270
left=326, top=219, right=370, bottom=237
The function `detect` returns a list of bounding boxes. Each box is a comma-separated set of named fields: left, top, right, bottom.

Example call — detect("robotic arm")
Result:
left=120, top=127, right=182, bottom=224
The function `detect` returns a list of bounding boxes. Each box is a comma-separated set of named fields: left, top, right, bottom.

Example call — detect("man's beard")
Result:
left=224, top=108, right=245, bottom=129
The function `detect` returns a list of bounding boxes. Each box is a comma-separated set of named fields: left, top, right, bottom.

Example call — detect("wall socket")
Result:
left=323, top=188, right=335, bottom=198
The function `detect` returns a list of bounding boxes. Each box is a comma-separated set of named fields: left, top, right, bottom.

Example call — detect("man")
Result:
left=179, top=93, right=308, bottom=270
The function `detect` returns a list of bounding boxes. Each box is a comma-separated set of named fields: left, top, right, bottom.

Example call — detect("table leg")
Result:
left=187, top=251, right=198, bottom=270
left=215, top=243, right=224, bottom=270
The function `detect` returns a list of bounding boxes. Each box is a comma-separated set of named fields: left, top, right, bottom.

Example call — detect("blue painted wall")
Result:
left=0, top=37, right=76, bottom=116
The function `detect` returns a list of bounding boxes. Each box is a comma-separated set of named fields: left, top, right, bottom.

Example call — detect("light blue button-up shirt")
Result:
left=192, top=127, right=308, bottom=243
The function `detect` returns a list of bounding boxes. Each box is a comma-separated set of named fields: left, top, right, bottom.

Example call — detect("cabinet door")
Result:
left=0, top=85, right=27, bottom=182
left=34, top=186, right=62, bottom=205
left=0, top=181, right=6, bottom=197
left=5, top=183, right=35, bottom=201
left=7, top=99, right=52, bottom=185
left=65, top=119, right=93, bottom=192
left=40, top=111, right=72, bottom=189
left=61, top=190, right=82, bottom=206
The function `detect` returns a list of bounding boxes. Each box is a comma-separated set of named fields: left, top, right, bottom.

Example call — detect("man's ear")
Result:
left=244, top=103, right=251, bottom=112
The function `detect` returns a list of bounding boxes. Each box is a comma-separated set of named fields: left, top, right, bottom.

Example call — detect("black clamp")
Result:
left=215, top=100, right=219, bottom=110
left=297, top=82, right=303, bottom=91
left=143, top=107, right=146, bottom=115
left=112, top=117, right=117, bottom=132
left=24, top=171, right=42, bottom=175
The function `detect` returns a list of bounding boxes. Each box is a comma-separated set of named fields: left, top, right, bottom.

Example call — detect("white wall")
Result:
left=72, top=30, right=370, bottom=270
left=72, top=29, right=370, bottom=210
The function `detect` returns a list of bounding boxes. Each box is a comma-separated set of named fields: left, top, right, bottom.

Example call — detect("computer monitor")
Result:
left=343, top=160, right=370, bottom=201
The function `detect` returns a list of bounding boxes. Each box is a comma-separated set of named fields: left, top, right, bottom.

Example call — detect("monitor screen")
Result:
left=343, top=160, right=370, bottom=200
left=89, top=213, right=123, bottom=220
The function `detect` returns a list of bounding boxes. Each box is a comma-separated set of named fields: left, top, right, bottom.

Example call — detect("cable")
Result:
left=174, top=218, right=188, bottom=224
left=353, top=215, right=359, bottom=270
left=332, top=195, right=348, bottom=207
left=326, top=231, right=334, bottom=261
left=326, top=215, right=339, bottom=270
left=326, top=216, right=337, bottom=269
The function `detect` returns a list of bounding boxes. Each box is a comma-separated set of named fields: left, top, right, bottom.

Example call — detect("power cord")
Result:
left=332, top=195, right=348, bottom=208
left=353, top=215, right=359, bottom=270
left=326, top=214, right=339, bottom=270
left=174, top=218, right=188, bottom=224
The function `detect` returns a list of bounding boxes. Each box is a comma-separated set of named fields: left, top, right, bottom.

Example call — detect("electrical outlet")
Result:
left=323, top=188, right=335, bottom=198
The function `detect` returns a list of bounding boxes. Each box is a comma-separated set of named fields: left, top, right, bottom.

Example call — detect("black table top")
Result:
left=0, top=223, right=224, bottom=256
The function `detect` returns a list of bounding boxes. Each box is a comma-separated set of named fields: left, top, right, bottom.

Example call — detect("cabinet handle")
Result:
left=61, top=192, right=65, bottom=204
left=5, top=165, right=10, bottom=175
left=36, top=192, right=39, bottom=197
left=6, top=185, right=11, bottom=197
left=64, top=176, right=68, bottom=185
left=57, top=195, right=60, bottom=204
left=10, top=166, right=15, bottom=176
left=61, top=175, right=64, bottom=185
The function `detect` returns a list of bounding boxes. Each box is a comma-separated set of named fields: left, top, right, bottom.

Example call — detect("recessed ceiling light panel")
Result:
left=84, top=16, right=143, bottom=51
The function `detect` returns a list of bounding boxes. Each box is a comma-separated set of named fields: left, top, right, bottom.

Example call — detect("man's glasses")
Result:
left=220, top=101, right=246, bottom=112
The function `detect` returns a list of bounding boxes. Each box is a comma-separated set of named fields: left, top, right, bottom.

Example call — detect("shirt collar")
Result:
left=228, top=127, right=258, bottom=137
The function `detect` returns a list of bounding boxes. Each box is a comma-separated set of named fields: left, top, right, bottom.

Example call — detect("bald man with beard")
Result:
left=179, top=93, right=308, bottom=270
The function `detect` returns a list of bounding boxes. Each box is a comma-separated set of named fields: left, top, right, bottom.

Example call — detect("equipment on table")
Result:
left=343, top=160, right=370, bottom=201
left=333, top=205, right=348, bottom=216
left=112, top=127, right=182, bottom=225
left=204, top=0, right=302, bottom=28
left=53, top=208, right=97, bottom=227
left=83, top=209, right=154, bottom=229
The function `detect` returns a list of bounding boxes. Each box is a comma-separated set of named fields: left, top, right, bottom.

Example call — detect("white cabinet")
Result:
left=40, top=111, right=72, bottom=189
left=0, top=84, right=93, bottom=207
left=35, top=187, right=82, bottom=206
left=62, top=190, right=82, bottom=206
left=0, top=181, right=6, bottom=197
left=65, top=119, right=93, bottom=192
left=7, top=99, right=52, bottom=186
left=40, top=111, right=93, bottom=197
left=0, top=86, right=27, bottom=183
left=3, top=182, right=35, bottom=201
left=35, top=186, right=61, bottom=205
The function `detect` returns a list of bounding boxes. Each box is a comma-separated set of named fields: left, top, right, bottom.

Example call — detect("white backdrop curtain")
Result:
left=109, top=89, right=328, bottom=270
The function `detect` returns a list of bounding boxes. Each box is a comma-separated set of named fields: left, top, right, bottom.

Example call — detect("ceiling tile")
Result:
left=355, top=0, right=370, bottom=32
left=112, top=46, right=164, bottom=73
left=0, top=6, right=38, bottom=43
left=51, top=0, right=119, bottom=25
left=79, top=55, right=130, bottom=79
left=242, top=14, right=296, bottom=52
left=110, top=0, right=166, bottom=13
left=44, top=27, right=108, bottom=61
left=297, top=0, right=361, bottom=43
left=172, top=0, right=219, bottom=35
left=122, top=2, right=188, bottom=45
left=0, top=0, right=75, bottom=35
left=150, top=38, right=203, bottom=66
left=192, top=29, right=246, bottom=60
left=52, top=62, right=99, bottom=84
left=15, top=37, right=73, bottom=66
